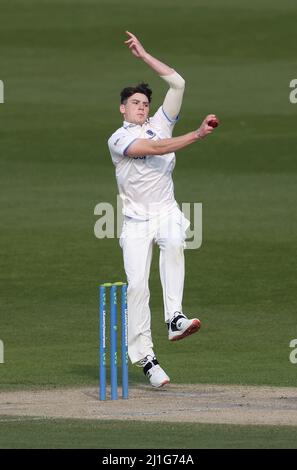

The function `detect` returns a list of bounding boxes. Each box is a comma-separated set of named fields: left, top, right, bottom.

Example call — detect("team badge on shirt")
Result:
left=146, top=130, right=156, bottom=139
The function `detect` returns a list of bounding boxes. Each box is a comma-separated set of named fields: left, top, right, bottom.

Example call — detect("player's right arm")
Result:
left=125, top=114, right=219, bottom=157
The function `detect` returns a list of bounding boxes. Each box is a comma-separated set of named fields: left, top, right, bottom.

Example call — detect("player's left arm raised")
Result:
left=124, top=31, right=185, bottom=121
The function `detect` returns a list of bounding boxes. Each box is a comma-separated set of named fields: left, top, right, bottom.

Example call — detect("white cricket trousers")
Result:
left=120, top=207, right=189, bottom=364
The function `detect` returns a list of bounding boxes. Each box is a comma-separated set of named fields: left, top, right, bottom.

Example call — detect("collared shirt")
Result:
left=108, top=106, right=179, bottom=220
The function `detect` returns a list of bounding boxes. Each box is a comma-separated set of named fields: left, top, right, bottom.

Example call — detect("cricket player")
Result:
left=108, top=31, right=219, bottom=388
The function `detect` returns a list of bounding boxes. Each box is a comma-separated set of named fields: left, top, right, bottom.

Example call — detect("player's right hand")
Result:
left=196, top=114, right=219, bottom=139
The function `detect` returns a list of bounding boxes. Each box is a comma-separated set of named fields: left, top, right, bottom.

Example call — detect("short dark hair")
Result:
left=120, top=82, right=152, bottom=104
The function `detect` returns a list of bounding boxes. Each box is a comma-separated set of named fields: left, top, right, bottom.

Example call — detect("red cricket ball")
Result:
left=207, top=119, right=219, bottom=128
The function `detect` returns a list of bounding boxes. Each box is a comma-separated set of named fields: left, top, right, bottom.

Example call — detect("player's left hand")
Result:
left=124, top=31, right=147, bottom=59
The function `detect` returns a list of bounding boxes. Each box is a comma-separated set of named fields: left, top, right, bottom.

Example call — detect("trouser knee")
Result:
left=128, top=279, right=149, bottom=298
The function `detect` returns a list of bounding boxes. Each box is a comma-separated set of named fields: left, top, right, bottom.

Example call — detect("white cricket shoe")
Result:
left=139, top=356, right=170, bottom=388
left=168, top=312, right=201, bottom=341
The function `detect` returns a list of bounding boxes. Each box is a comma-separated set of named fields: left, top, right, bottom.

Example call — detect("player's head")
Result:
left=120, top=83, right=152, bottom=125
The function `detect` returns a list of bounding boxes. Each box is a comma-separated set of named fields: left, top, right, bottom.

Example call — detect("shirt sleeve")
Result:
left=108, top=131, right=138, bottom=161
left=160, top=71, right=185, bottom=122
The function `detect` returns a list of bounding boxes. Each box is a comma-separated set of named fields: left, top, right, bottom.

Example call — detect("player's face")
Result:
left=120, top=93, right=150, bottom=125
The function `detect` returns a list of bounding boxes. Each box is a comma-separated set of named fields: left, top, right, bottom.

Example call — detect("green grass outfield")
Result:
left=1, top=418, right=297, bottom=449
left=1, top=0, right=297, bottom=449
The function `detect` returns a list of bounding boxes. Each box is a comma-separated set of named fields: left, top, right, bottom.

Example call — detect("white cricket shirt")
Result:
left=108, top=106, right=179, bottom=220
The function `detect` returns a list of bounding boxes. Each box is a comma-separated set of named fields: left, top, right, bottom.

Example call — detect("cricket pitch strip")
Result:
left=1, top=384, right=297, bottom=426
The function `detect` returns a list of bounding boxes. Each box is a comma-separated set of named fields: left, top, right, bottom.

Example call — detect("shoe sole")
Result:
left=169, top=319, right=201, bottom=342
left=152, top=379, right=170, bottom=388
